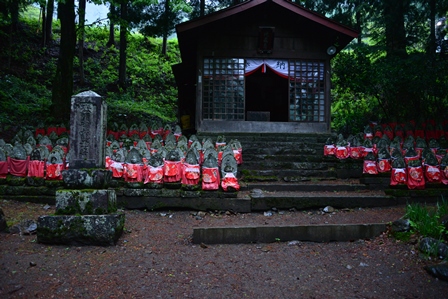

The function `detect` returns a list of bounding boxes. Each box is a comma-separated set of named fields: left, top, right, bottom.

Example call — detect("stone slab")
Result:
left=119, top=196, right=251, bottom=213
left=37, top=213, right=125, bottom=246
left=193, top=223, right=387, bottom=244
left=56, top=189, right=117, bottom=215
left=62, top=169, right=112, bottom=189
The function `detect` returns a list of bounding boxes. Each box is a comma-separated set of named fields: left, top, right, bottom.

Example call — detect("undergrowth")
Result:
left=404, top=197, right=448, bottom=241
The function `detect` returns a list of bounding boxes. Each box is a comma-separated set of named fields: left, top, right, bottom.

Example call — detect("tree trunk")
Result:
left=200, top=0, right=205, bottom=17
left=383, top=0, right=407, bottom=57
left=41, top=4, right=46, bottom=46
left=78, top=0, right=86, bottom=85
left=107, top=4, right=116, bottom=47
left=45, top=0, right=54, bottom=45
left=161, top=0, right=169, bottom=56
left=428, top=0, right=436, bottom=56
left=10, top=0, right=19, bottom=30
left=51, top=0, right=76, bottom=124
left=118, top=1, right=128, bottom=89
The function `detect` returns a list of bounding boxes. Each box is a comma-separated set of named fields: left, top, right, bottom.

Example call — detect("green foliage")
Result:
left=330, top=47, right=380, bottom=135
left=0, top=74, right=52, bottom=129
left=79, top=28, right=180, bottom=124
left=404, top=198, right=448, bottom=240
left=0, top=10, right=180, bottom=130
left=331, top=44, right=448, bottom=134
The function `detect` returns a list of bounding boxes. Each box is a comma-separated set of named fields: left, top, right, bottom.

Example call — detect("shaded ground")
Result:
left=1, top=200, right=447, bottom=298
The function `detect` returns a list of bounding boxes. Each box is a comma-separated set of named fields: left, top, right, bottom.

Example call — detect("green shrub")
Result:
left=404, top=198, right=448, bottom=240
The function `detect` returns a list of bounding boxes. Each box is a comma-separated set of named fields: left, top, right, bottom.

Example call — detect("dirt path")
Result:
left=1, top=200, right=447, bottom=298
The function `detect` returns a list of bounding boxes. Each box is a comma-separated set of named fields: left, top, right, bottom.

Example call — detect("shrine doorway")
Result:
left=245, top=67, right=289, bottom=122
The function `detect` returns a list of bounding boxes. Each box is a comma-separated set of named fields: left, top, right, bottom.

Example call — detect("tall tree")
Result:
left=383, top=0, right=408, bottom=57
left=118, top=0, right=128, bottom=88
left=107, top=2, right=117, bottom=47
left=78, top=0, right=86, bottom=85
left=45, top=0, right=54, bottom=45
left=51, top=0, right=76, bottom=123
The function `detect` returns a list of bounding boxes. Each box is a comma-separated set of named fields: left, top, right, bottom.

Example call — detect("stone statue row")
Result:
left=105, top=133, right=242, bottom=191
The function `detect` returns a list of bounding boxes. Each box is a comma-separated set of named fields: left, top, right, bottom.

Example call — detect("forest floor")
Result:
left=1, top=200, right=447, bottom=298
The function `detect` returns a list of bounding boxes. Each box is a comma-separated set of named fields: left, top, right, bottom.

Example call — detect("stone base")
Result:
left=56, top=189, right=117, bottom=215
left=37, top=213, right=125, bottom=246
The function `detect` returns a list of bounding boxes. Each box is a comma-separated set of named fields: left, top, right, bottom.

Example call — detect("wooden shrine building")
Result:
left=173, top=0, right=358, bottom=134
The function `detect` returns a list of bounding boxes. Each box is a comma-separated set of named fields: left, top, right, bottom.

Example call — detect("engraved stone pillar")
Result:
left=69, top=91, right=107, bottom=169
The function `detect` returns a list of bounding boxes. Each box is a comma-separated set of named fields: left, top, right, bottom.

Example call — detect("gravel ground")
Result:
left=1, top=200, right=447, bottom=298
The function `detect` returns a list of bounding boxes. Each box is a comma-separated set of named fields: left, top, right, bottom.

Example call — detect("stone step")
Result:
left=192, top=223, right=388, bottom=244
left=241, top=180, right=368, bottom=192
left=245, top=190, right=418, bottom=211
left=242, top=154, right=328, bottom=163
left=241, top=160, right=330, bottom=170
left=196, top=133, right=332, bottom=144
left=240, top=169, right=338, bottom=180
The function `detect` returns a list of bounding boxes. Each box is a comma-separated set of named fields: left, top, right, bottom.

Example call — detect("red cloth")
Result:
left=323, top=145, right=335, bottom=156
left=349, top=147, right=363, bottom=159
left=139, top=131, right=148, bottom=139
left=234, top=149, right=243, bottom=165
left=129, top=129, right=139, bottom=137
left=0, top=161, right=8, bottom=178
left=181, top=163, right=200, bottom=185
left=110, top=161, right=124, bottom=178
left=364, top=133, right=373, bottom=140
left=8, top=157, right=29, bottom=177
left=221, top=173, right=240, bottom=191
left=57, top=127, right=67, bottom=136
left=407, top=166, right=425, bottom=189
left=217, top=152, right=223, bottom=167
left=377, top=159, right=391, bottom=173
left=46, top=163, right=63, bottom=180
left=47, top=127, right=57, bottom=136
left=335, top=146, right=350, bottom=160
left=441, top=165, right=448, bottom=185
left=35, top=128, right=46, bottom=137
left=202, top=167, right=220, bottom=190
left=414, top=130, right=425, bottom=139
left=107, top=130, right=119, bottom=140
left=124, top=164, right=143, bottom=182
left=424, top=165, right=441, bottom=183
left=390, top=168, right=407, bottom=186
left=384, top=130, right=394, bottom=140
left=363, top=160, right=378, bottom=175
left=164, top=161, right=182, bottom=183
left=199, top=151, right=204, bottom=165
left=404, top=155, right=419, bottom=165
left=145, top=165, right=164, bottom=184
left=28, top=160, right=45, bottom=178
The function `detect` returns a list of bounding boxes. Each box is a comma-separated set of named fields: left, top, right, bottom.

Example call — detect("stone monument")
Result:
left=37, top=91, right=125, bottom=246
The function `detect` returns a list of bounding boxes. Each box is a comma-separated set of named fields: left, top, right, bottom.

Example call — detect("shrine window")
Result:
left=289, top=60, right=325, bottom=122
left=202, top=58, right=245, bottom=120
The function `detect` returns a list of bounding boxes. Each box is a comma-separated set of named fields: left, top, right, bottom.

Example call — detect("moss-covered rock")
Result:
left=55, top=189, right=117, bottom=215
left=37, top=213, right=125, bottom=246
